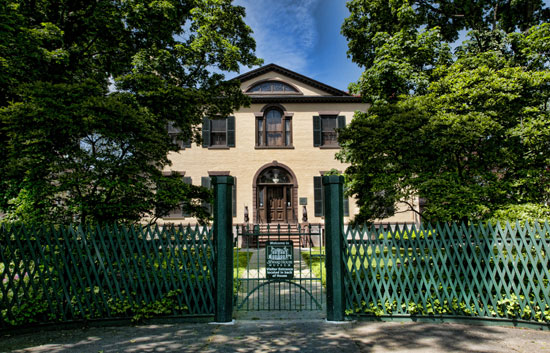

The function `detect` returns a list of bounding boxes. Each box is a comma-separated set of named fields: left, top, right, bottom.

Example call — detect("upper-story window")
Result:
left=256, top=108, right=292, bottom=148
left=202, top=116, right=235, bottom=148
left=166, top=121, right=191, bottom=149
left=246, top=80, right=299, bottom=94
left=313, top=115, right=346, bottom=147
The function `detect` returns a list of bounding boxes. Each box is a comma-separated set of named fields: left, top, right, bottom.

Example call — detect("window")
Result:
left=247, top=81, right=298, bottom=93
left=313, top=115, right=345, bottom=147
left=165, top=176, right=192, bottom=218
left=313, top=176, right=349, bottom=217
left=256, top=108, right=292, bottom=147
left=202, top=116, right=235, bottom=148
left=202, top=176, right=237, bottom=217
left=167, top=122, right=191, bottom=149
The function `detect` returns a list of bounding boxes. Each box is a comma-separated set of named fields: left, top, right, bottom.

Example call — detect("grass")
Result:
left=233, top=249, right=252, bottom=278
left=301, top=247, right=326, bottom=287
left=302, top=246, right=411, bottom=286
left=233, top=249, right=252, bottom=293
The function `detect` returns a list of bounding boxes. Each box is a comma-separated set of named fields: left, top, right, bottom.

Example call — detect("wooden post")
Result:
left=323, top=175, right=346, bottom=321
left=213, top=176, right=234, bottom=322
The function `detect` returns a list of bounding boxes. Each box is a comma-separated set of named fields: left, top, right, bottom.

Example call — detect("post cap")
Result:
left=212, top=175, right=234, bottom=185
left=322, top=175, right=344, bottom=185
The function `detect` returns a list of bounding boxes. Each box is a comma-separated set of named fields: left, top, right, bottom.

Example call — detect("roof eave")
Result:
left=234, top=63, right=351, bottom=97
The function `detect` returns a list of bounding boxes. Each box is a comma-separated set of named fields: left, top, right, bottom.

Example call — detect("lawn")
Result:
left=302, top=246, right=415, bottom=286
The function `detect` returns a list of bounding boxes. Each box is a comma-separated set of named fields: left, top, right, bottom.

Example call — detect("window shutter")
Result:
left=227, top=116, right=235, bottom=147
left=202, top=176, right=212, bottom=214
left=183, top=139, right=191, bottom=148
left=182, top=177, right=192, bottom=217
left=202, top=117, right=210, bottom=147
left=343, top=184, right=349, bottom=217
left=232, top=177, right=237, bottom=217
left=337, top=115, right=346, bottom=129
left=314, top=176, right=323, bottom=217
left=313, top=116, right=321, bottom=147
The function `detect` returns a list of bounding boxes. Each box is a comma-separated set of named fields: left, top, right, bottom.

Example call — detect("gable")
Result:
left=236, top=64, right=350, bottom=97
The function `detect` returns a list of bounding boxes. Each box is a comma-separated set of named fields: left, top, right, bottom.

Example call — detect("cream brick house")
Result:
left=162, top=64, right=420, bottom=226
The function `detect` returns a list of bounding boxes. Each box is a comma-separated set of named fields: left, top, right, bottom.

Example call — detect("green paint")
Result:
left=0, top=224, right=215, bottom=328
left=323, top=175, right=346, bottom=321
left=212, top=176, right=234, bottom=322
left=344, top=222, right=550, bottom=324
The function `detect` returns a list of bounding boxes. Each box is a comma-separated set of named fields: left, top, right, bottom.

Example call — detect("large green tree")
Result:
left=339, top=0, right=550, bottom=224
left=0, top=0, right=261, bottom=225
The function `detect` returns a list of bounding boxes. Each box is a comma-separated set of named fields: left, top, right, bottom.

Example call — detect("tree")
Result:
left=339, top=0, right=550, bottom=224
left=0, top=0, right=262, bottom=225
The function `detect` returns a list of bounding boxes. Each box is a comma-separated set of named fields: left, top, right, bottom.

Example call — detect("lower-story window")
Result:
left=202, top=176, right=237, bottom=217
left=165, top=176, right=192, bottom=218
left=313, top=176, right=349, bottom=217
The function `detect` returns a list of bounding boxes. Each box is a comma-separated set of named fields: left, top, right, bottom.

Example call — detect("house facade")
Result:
left=161, top=64, right=420, bottom=226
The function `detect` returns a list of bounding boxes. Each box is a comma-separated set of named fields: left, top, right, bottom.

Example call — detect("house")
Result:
left=161, top=64, right=420, bottom=226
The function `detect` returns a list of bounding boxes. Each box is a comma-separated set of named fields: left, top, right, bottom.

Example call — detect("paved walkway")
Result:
left=2, top=320, right=550, bottom=352
left=234, top=248, right=324, bottom=318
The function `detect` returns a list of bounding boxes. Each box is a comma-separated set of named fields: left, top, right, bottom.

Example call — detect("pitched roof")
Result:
left=234, top=63, right=351, bottom=97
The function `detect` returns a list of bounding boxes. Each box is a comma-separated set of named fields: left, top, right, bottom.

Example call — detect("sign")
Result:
left=299, top=197, right=307, bottom=205
left=265, top=241, right=294, bottom=279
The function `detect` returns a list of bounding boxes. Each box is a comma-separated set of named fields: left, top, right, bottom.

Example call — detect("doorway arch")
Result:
left=253, top=161, right=298, bottom=223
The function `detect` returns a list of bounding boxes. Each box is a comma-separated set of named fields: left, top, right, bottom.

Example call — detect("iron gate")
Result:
left=234, top=224, right=324, bottom=311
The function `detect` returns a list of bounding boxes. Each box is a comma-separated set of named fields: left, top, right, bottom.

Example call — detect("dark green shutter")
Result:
left=343, top=184, right=349, bottom=217
left=202, top=117, right=210, bottom=147
left=337, top=115, right=346, bottom=129
left=313, top=116, right=321, bottom=147
left=182, top=177, right=192, bottom=217
left=232, top=177, right=237, bottom=217
left=227, top=116, right=235, bottom=147
left=202, top=176, right=212, bottom=214
left=314, top=176, right=323, bottom=217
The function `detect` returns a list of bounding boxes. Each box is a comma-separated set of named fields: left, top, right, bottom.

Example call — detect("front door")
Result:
left=267, top=186, right=286, bottom=223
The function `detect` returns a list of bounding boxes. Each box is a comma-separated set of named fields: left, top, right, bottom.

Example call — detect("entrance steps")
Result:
left=239, top=223, right=316, bottom=248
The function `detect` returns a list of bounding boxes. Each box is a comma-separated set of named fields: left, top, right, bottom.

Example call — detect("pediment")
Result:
left=235, top=64, right=350, bottom=97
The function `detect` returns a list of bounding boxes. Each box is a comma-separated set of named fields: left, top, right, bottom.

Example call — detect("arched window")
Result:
left=247, top=80, right=299, bottom=93
left=258, top=167, right=291, bottom=184
left=257, top=108, right=292, bottom=147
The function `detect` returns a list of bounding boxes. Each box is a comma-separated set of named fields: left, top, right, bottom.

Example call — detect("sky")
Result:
left=230, top=0, right=362, bottom=93
left=230, top=0, right=550, bottom=93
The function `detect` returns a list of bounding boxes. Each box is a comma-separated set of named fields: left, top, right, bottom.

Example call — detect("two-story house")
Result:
left=161, top=64, right=420, bottom=226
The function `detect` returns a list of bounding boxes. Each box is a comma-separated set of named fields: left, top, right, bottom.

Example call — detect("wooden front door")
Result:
left=267, top=186, right=286, bottom=223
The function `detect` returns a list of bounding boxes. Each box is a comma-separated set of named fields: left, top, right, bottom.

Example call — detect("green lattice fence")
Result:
left=0, top=224, right=214, bottom=329
left=344, top=222, right=550, bottom=324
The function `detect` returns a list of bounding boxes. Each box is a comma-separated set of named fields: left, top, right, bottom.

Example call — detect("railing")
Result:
left=0, top=224, right=214, bottom=329
left=343, top=222, right=550, bottom=325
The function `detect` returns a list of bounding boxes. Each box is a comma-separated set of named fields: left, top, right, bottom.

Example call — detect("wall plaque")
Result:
left=299, top=197, right=307, bottom=205
left=265, top=241, right=294, bottom=279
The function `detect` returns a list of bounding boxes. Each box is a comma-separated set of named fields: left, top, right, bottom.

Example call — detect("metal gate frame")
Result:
left=234, top=224, right=325, bottom=311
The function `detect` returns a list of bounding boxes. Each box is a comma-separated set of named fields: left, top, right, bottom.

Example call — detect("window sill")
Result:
left=319, top=145, right=340, bottom=149
left=207, top=146, right=231, bottom=150
left=255, top=146, right=294, bottom=150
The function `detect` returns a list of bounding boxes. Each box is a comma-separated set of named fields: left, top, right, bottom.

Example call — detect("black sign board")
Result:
left=265, top=241, right=294, bottom=279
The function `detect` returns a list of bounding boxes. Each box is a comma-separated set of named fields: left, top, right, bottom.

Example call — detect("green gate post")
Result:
left=323, top=175, right=346, bottom=321
left=213, top=176, right=234, bottom=322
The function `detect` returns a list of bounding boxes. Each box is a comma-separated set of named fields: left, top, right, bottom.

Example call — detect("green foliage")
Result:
left=340, top=1, right=550, bottom=224
left=489, top=203, right=550, bottom=226
left=108, top=290, right=188, bottom=324
left=0, top=0, right=262, bottom=225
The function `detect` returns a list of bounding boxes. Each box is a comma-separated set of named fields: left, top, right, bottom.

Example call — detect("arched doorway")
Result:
left=253, top=162, right=298, bottom=224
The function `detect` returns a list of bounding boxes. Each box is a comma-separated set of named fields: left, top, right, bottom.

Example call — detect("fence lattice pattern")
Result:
left=344, top=222, right=550, bottom=323
left=0, top=224, right=214, bottom=328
